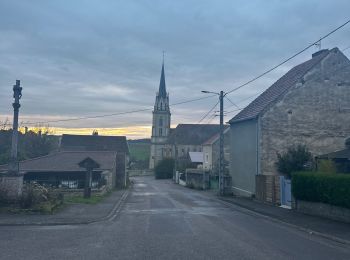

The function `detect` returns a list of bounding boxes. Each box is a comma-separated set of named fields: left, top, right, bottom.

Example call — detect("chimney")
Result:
left=312, top=49, right=329, bottom=58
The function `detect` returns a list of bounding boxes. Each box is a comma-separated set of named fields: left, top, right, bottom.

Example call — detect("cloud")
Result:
left=0, top=0, right=349, bottom=138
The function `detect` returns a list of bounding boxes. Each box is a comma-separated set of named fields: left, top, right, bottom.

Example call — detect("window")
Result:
left=159, top=117, right=163, bottom=126
left=205, top=153, right=209, bottom=163
left=159, top=128, right=163, bottom=136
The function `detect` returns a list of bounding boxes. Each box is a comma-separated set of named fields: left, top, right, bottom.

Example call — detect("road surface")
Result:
left=0, top=176, right=349, bottom=259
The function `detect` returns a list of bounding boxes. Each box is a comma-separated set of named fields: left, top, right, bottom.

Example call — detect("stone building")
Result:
left=149, top=62, right=171, bottom=169
left=202, top=126, right=230, bottom=174
left=59, top=134, right=129, bottom=188
left=229, top=48, right=350, bottom=197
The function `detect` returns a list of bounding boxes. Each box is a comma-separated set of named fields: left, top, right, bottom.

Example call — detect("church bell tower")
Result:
left=149, top=59, right=171, bottom=169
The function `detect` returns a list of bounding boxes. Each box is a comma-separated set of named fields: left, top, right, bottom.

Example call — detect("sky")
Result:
left=0, top=0, right=349, bottom=139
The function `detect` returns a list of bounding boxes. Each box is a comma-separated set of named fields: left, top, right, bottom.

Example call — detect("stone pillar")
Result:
left=0, top=80, right=24, bottom=201
left=9, top=80, right=22, bottom=175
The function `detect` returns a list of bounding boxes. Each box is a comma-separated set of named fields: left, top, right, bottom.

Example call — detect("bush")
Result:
left=292, top=172, right=350, bottom=209
left=276, top=144, right=312, bottom=178
left=20, top=182, right=63, bottom=210
left=155, top=158, right=174, bottom=179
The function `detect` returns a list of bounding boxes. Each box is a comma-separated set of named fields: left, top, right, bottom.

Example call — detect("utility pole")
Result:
left=219, top=91, right=224, bottom=196
left=9, top=80, right=22, bottom=175
left=201, top=90, right=225, bottom=196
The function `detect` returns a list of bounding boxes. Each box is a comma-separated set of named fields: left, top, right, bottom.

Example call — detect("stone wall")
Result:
left=0, top=175, right=23, bottom=200
left=295, top=200, right=350, bottom=223
left=185, top=169, right=209, bottom=190
left=260, top=49, right=350, bottom=175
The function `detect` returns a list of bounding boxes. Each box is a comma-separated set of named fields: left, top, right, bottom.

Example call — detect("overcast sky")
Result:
left=0, top=0, right=349, bottom=138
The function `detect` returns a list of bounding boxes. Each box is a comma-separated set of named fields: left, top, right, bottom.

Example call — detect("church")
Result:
left=149, top=61, right=172, bottom=169
left=149, top=61, right=222, bottom=170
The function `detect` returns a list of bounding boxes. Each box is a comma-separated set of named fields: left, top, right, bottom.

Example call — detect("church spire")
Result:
left=158, top=53, right=167, bottom=98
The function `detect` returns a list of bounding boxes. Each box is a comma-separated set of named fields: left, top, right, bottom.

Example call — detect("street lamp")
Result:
left=201, top=90, right=225, bottom=196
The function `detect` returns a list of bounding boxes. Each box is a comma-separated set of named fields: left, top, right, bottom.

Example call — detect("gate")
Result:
left=280, top=176, right=291, bottom=208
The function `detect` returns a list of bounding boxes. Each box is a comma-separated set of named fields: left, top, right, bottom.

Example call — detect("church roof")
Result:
left=158, top=63, right=167, bottom=98
left=229, top=48, right=332, bottom=124
left=168, top=124, right=221, bottom=145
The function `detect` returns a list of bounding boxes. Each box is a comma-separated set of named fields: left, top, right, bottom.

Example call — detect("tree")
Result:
left=0, top=127, right=59, bottom=165
left=154, top=158, right=175, bottom=179
left=276, top=144, right=312, bottom=178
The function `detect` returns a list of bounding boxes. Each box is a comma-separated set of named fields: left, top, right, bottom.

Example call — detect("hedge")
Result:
left=292, top=172, right=350, bottom=209
left=154, top=158, right=174, bottom=179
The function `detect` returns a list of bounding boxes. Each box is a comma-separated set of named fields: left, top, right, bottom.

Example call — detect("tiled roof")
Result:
left=0, top=151, right=117, bottom=173
left=202, top=126, right=230, bottom=145
left=229, top=49, right=331, bottom=123
left=168, top=124, right=221, bottom=145
left=60, top=134, right=129, bottom=154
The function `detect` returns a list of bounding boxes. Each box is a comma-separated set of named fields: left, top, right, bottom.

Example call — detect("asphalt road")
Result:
left=0, top=176, right=349, bottom=260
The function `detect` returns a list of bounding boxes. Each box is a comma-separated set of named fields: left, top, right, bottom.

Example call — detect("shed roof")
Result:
left=229, top=49, right=331, bottom=124
left=189, top=152, right=204, bottom=163
left=0, top=151, right=117, bottom=173
left=317, top=149, right=350, bottom=160
left=60, top=134, right=129, bottom=154
left=167, top=124, right=220, bottom=145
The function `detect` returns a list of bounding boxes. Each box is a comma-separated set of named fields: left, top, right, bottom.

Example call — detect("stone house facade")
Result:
left=229, top=48, right=350, bottom=197
left=202, top=127, right=230, bottom=174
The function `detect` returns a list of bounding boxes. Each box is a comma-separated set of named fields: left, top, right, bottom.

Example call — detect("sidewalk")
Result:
left=217, top=195, right=350, bottom=244
left=0, top=189, right=127, bottom=226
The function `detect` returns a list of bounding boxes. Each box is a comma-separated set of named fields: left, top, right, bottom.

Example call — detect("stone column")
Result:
left=0, top=80, right=23, bottom=200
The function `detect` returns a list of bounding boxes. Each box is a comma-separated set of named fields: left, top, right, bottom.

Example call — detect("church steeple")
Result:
left=149, top=57, right=171, bottom=169
left=158, top=63, right=167, bottom=98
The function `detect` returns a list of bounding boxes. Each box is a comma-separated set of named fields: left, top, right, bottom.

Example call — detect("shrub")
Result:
left=292, top=172, right=350, bottom=209
left=317, top=159, right=337, bottom=174
left=155, top=158, right=174, bottom=179
left=20, top=182, right=63, bottom=210
left=276, top=144, right=312, bottom=178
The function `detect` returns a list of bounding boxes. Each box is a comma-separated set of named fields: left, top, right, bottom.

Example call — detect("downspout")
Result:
left=256, top=116, right=261, bottom=176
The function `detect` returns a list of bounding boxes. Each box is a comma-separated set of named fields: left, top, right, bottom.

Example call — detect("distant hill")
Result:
left=128, top=138, right=150, bottom=144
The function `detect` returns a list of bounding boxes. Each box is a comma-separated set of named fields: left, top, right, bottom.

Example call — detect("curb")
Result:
left=217, top=197, right=350, bottom=246
left=0, top=189, right=130, bottom=227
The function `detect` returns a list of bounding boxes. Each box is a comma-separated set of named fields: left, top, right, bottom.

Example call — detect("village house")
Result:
left=202, top=126, right=230, bottom=174
left=59, top=134, right=129, bottom=188
left=229, top=48, right=350, bottom=202
left=0, top=134, right=130, bottom=191
left=0, top=151, right=117, bottom=190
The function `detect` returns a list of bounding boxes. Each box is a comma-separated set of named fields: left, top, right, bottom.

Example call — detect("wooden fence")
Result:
left=255, top=175, right=280, bottom=205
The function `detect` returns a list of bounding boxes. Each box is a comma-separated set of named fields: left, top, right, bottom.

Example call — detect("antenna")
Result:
left=162, top=50, right=165, bottom=65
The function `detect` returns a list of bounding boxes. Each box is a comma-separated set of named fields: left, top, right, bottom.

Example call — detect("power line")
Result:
left=224, top=96, right=240, bottom=110
left=22, top=94, right=217, bottom=126
left=197, top=100, right=219, bottom=124
left=225, top=19, right=350, bottom=95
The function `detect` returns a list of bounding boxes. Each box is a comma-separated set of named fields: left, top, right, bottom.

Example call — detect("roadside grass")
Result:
left=65, top=191, right=112, bottom=205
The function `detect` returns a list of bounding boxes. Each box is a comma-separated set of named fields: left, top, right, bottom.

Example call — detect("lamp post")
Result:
left=201, top=90, right=226, bottom=196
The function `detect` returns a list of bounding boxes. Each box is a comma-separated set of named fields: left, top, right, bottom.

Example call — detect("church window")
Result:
left=159, top=117, right=163, bottom=126
left=160, top=102, right=163, bottom=110
left=159, top=128, right=163, bottom=136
